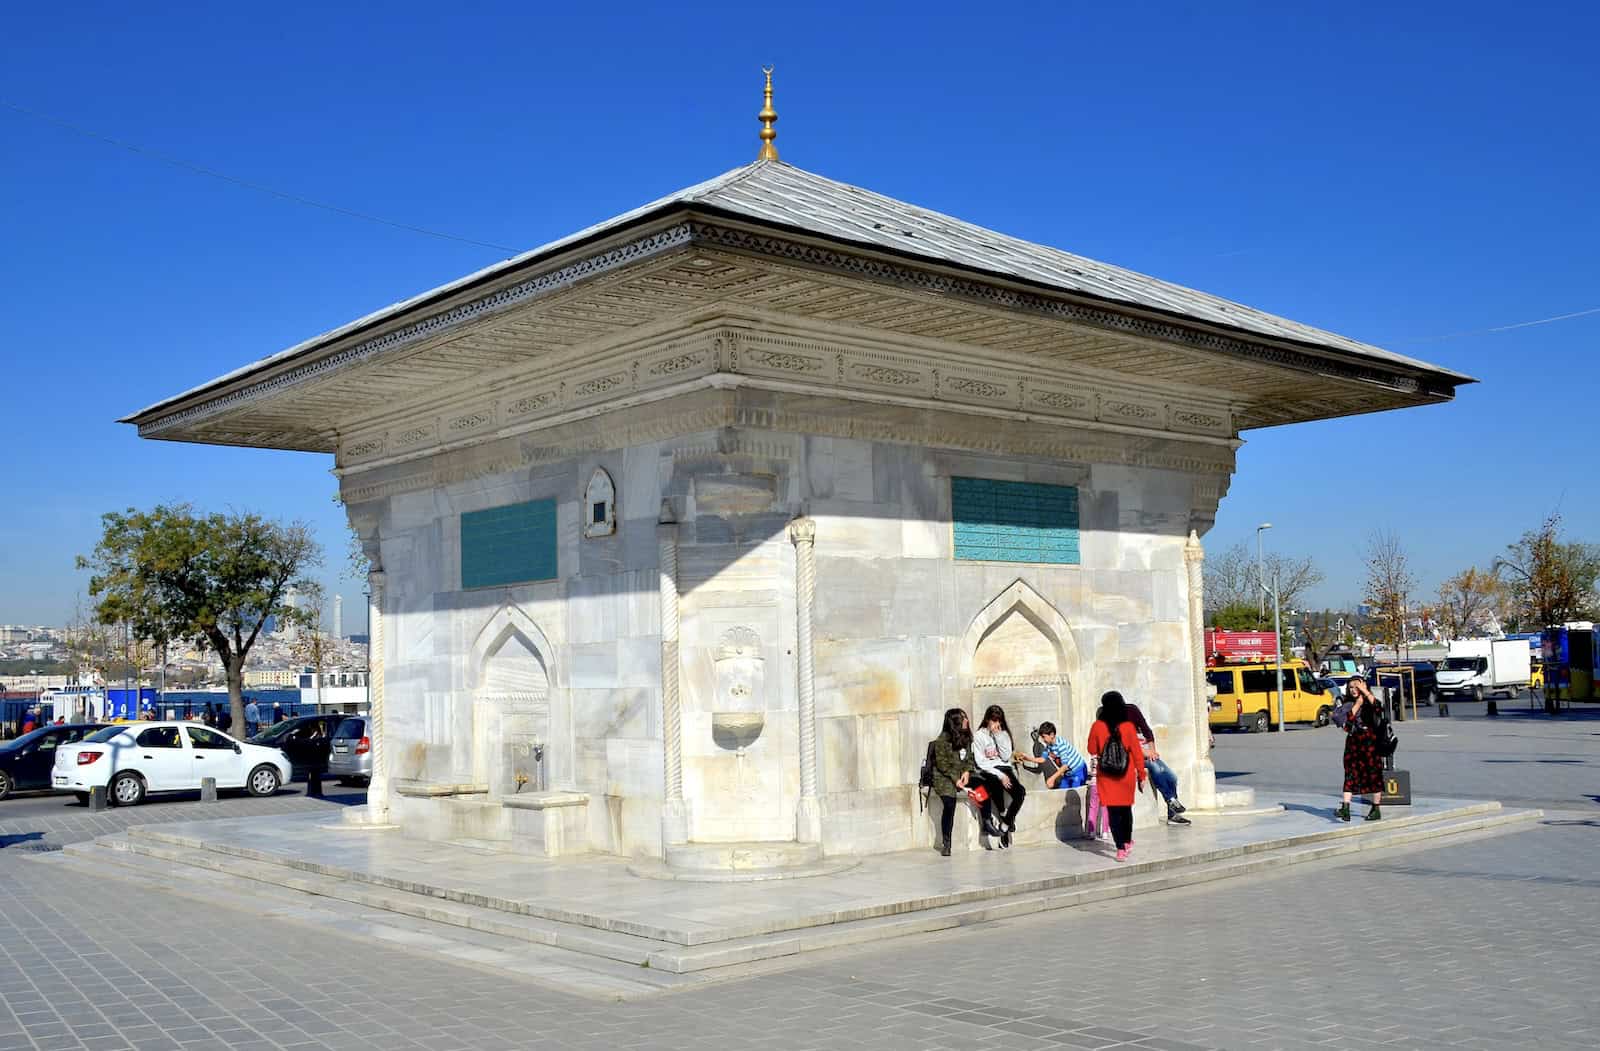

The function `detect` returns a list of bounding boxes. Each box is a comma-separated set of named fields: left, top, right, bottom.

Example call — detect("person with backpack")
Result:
left=928, top=708, right=990, bottom=857
left=1087, top=691, right=1147, bottom=862
left=971, top=704, right=1026, bottom=848
left=1336, top=678, right=1387, bottom=821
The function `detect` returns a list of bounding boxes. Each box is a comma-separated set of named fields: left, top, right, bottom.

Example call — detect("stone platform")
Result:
left=59, top=793, right=1536, bottom=993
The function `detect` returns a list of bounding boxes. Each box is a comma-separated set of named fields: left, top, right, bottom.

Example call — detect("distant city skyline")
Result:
left=2, top=3, right=1596, bottom=623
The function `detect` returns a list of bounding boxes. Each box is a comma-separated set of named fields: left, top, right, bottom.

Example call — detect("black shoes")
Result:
left=1336, top=803, right=1351, bottom=822
left=1167, top=804, right=1191, bottom=826
left=1170, top=801, right=1187, bottom=815
left=939, top=839, right=952, bottom=857
left=1000, top=827, right=1013, bottom=848
left=1365, top=805, right=1381, bottom=822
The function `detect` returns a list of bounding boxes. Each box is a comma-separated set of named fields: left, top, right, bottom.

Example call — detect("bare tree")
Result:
left=1204, top=541, right=1326, bottom=617
left=1364, top=529, right=1415, bottom=654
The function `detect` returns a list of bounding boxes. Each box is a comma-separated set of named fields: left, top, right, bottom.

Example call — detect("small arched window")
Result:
left=583, top=467, right=617, bottom=538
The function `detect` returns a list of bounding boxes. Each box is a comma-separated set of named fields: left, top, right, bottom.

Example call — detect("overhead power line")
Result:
left=2, top=98, right=521, bottom=254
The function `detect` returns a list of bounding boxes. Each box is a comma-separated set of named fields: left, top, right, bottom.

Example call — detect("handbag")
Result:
left=965, top=784, right=989, bottom=805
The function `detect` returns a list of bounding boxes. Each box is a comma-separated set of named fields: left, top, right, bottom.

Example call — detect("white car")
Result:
left=53, top=722, right=291, bottom=806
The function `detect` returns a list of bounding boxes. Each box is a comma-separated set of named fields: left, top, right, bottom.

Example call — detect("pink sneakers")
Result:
left=1115, top=848, right=1129, bottom=862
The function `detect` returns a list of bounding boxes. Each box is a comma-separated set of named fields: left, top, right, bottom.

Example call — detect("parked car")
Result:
left=326, top=716, right=371, bottom=786
left=52, top=722, right=291, bottom=806
left=1365, top=659, right=1439, bottom=707
left=1207, top=660, right=1337, bottom=732
left=249, top=714, right=346, bottom=780
left=0, top=724, right=108, bottom=800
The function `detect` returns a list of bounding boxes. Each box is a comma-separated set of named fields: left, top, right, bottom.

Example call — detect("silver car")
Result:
left=326, top=716, right=371, bottom=785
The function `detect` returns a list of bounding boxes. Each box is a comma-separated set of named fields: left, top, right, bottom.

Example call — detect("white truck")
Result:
left=1435, top=639, right=1531, bottom=700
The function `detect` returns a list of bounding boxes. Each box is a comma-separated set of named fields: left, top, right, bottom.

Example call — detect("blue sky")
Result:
left=2, top=1, right=1596, bottom=626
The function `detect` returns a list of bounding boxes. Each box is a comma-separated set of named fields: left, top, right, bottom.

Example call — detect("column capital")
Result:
left=1183, top=529, right=1204, bottom=562
left=367, top=569, right=387, bottom=590
left=788, top=516, right=816, bottom=546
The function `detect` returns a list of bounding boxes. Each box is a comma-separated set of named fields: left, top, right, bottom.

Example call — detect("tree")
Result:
left=78, top=505, right=322, bottom=736
left=1299, top=609, right=1351, bottom=669
left=1211, top=602, right=1265, bottom=631
left=1435, top=567, right=1502, bottom=639
left=1497, top=513, right=1600, bottom=629
left=1203, top=541, right=1325, bottom=617
left=1364, top=529, right=1415, bottom=654
left=289, top=582, right=332, bottom=710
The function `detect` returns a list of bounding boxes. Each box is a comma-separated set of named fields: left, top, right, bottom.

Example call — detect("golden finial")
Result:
left=757, top=66, right=779, bottom=162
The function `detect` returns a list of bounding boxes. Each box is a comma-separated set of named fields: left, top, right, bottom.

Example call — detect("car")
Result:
left=249, top=714, right=347, bottom=780
left=52, top=721, right=292, bottom=806
left=1364, top=659, right=1439, bottom=707
left=0, top=724, right=109, bottom=800
left=1206, top=660, right=1338, bottom=732
left=326, top=716, right=371, bottom=785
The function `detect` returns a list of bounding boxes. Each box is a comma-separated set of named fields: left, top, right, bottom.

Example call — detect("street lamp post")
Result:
left=1257, top=523, right=1285, bottom=733
left=1256, top=523, right=1273, bottom=621
left=1271, top=567, right=1285, bottom=733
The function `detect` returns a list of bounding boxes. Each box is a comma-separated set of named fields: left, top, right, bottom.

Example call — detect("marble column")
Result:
left=366, top=569, right=391, bottom=824
left=1184, top=530, right=1217, bottom=808
left=789, top=517, right=821, bottom=844
left=658, top=515, right=688, bottom=846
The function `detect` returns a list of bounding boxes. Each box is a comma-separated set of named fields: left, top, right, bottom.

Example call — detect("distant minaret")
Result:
left=333, top=594, right=344, bottom=640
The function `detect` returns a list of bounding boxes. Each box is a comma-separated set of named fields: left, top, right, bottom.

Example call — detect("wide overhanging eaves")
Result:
left=122, top=171, right=1473, bottom=442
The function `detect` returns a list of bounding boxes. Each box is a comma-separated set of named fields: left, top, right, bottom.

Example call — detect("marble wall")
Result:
left=353, top=417, right=1216, bottom=859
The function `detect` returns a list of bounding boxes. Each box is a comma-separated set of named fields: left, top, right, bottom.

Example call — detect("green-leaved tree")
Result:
left=78, top=505, right=322, bottom=734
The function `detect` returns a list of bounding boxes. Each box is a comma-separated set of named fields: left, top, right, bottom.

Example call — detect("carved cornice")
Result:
left=338, top=387, right=1236, bottom=507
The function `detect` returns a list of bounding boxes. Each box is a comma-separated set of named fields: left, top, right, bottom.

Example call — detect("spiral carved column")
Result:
left=658, top=518, right=687, bottom=845
left=1184, top=530, right=1217, bottom=808
left=790, top=517, right=821, bottom=843
left=366, top=569, right=390, bottom=824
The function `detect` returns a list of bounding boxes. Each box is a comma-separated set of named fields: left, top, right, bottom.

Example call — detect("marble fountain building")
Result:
left=125, top=84, right=1468, bottom=871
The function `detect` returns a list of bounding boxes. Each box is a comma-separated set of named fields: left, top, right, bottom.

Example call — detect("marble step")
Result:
left=126, top=800, right=1510, bottom=948
left=83, top=834, right=673, bottom=967
left=80, top=803, right=1542, bottom=976
left=643, top=805, right=1544, bottom=973
left=48, top=843, right=696, bottom=999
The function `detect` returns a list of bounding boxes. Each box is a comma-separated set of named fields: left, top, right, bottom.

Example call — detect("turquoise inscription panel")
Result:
left=461, top=499, right=558, bottom=589
left=951, top=477, right=1080, bottom=564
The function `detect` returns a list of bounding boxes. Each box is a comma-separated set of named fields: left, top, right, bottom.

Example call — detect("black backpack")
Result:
left=1375, top=706, right=1400, bottom=758
left=917, top=740, right=938, bottom=811
left=1099, top=729, right=1130, bottom=777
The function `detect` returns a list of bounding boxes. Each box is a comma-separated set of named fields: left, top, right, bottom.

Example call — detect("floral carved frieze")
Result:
left=1172, top=409, right=1226, bottom=431
left=1102, top=399, right=1160, bottom=421
left=345, top=438, right=384, bottom=459
left=743, top=348, right=823, bottom=373
left=945, top=376, right=1008, bottom=400
left=1032, top=389, right=1092, bottom=414
left=506, top=392, right=556, bottom=417
left=851, top=363, right=921, bottom=387
left=572, top=373, right=627, bottom=398
left=649, top=351, right=708, bottom=377
left=448, top=411, right=492, bottom=432
left=396, top=426, right=433, bottom=447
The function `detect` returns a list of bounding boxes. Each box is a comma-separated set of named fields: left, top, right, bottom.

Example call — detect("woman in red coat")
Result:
left=1087, top=690, right=1147, bottom=862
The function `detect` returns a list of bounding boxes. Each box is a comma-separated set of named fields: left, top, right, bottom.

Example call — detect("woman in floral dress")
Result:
left=1337, top=678, right=1385, bottom=821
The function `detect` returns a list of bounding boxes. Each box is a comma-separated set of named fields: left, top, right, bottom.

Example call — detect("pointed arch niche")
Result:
left=467, top=605, right=560, bottom=796
left=959, top=581, right=1086, bottom=748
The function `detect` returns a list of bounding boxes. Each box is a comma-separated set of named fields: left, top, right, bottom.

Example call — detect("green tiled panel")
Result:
left=461, top=499, right=558, bottom=589
left=951, top=477, right=1080, bottom=565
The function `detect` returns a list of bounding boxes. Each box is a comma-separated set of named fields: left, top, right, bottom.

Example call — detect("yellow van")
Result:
left=1206, top=660, right=1337, bottom=732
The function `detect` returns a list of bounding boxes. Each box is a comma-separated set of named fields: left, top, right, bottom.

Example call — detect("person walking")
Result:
left=930, top=708, right=989, bottom=857
left=972, top=704, right=1026, bottom=847
left=1337, top=678, right=1385, bottom=821
left=244, top=698, right=261, bottom=737
left=1087, top=691, right=1147, bottom=862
